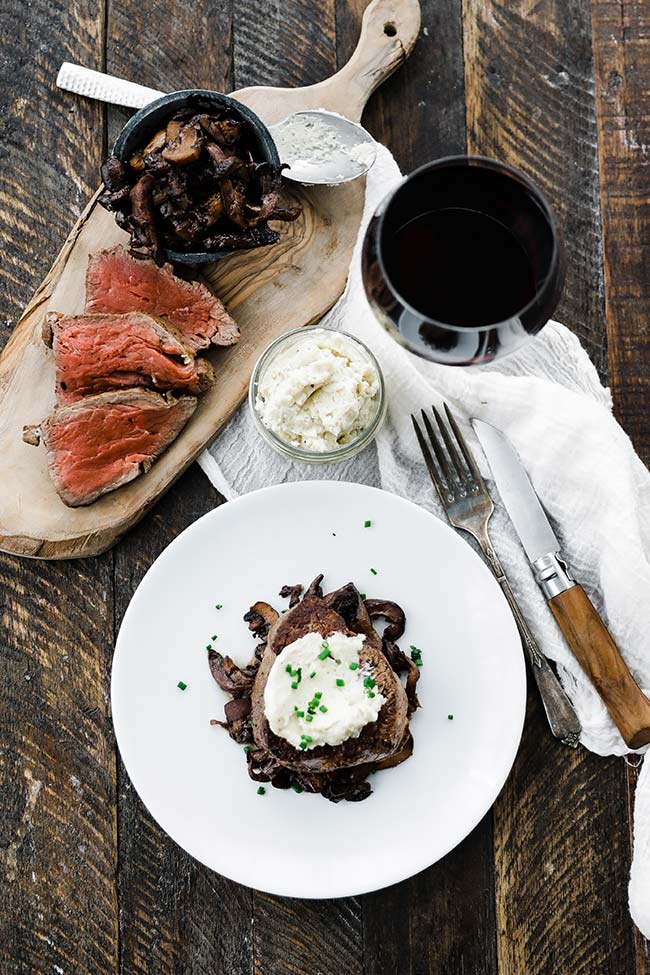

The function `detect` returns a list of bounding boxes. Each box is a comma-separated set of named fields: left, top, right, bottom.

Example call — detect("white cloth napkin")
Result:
left=198, top=146, right=650, bottom=935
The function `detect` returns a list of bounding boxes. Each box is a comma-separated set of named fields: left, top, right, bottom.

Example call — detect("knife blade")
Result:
left=472, top=417, right=650, bottom=750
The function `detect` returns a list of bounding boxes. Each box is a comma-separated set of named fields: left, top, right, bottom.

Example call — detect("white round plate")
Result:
left=112, top=481, right=525, bottom=898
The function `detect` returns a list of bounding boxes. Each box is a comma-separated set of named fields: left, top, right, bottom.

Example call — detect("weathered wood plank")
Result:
left=0, top=1, right=119, bottom=973
left=463, top=0, right=608, bottom=377
left=337, top=0, right=466, bottom=170
left=462, top=1, right=637, bottom=971
left=591, top=0, right=650, bottom=463
left=114, top=465, right=255, bottom=975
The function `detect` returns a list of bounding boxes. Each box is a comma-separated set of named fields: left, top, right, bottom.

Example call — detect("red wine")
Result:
left=386, top=207, right=537, bottom=328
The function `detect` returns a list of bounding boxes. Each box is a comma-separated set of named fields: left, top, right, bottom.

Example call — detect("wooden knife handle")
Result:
left=549, top=584, right=650, bottom=748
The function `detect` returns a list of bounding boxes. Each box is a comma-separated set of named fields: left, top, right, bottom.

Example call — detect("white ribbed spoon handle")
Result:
left=56, top=62, right=165, bottom=109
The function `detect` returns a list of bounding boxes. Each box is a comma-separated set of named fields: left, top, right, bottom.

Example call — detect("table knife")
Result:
left=473, top=418, right=650, bottom=749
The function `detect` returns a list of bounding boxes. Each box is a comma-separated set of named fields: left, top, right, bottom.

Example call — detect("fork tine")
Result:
left=432, top=405, right=470, bottom=488
left=443, top=403, right=488, bottom=492
left=420, top=409, right=454, bottom=488
left=411, top=415, right=446, bottom=506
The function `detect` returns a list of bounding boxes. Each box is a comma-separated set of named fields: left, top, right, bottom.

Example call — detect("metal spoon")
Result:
left=56, top=62, right=376, bottom=185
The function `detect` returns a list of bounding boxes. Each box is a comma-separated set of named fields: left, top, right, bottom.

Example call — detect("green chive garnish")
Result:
left=319, top=705, right=328, bottom=713
left=370, top=568, right=377, bottom=575
left=349, top=662, right=359, bottom=671
left=291, top=782, right=303, bottom=794
left=448, top=714, right=454, bottom=720
left=310, top=671, right=316, bottom=678
left=301, top=735, right=312, bottom=743
left=360, top=593, right=366, bottom=600
left=286, top=664, right=293, bottom=674
left=299, top=742, right=308, bottom=750
left=314, top=691, right=322, bottom=699
left=211, top=635, right=217, bottom=640
left=296, top=710, right=304, bottom=717
left=291, top=681, right=299, bottom=690
left=364, top=520, right=371, bottom=528
left=215, top=604, right=222, bottom=609
left=363, top=676, right=376, bottom=689
left=257, top=786, right=265, bottom=795
left=243, top=744, right=251, bottom=753
left=305, top=713, right=313, bottom=722
left=368, top=691, right=376, bottom=698
left=206, top=644, right=212, bottom=651
left=336, top=678, right=345, bottom=687
left=177, top=680, right=187, bottom=690
left=319, top=647, right=331, bottom=660
left=410, top=647, right=423, bottom=667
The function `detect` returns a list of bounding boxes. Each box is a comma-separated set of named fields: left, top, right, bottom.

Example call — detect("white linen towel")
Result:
left=197, top=146, right=650, bottom=936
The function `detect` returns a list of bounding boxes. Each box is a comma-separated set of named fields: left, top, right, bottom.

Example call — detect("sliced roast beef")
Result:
left=23, top=389, right=196, bottom=507
left=44, top=311, right=215, bottom=404
left=85, top=246, right=239, bottom=350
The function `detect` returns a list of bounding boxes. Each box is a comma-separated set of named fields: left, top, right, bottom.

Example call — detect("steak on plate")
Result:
left=209, top=577, right=421, bottom=802
left=23, top=388, right=196, bottom=506
left=43, top=310, right=215, bottom=404
left=85, top=246, right=239, bottom=350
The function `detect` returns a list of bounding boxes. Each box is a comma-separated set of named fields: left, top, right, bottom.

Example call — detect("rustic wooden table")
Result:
left=2, top=1, right=649, bottom=972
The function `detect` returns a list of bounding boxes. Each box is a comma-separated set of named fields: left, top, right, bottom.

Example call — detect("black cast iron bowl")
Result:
left=112, top=88, right=281, bottom=265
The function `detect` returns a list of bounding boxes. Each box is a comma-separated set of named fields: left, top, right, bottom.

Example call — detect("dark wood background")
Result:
left=1, top=1, right=649, bottom=972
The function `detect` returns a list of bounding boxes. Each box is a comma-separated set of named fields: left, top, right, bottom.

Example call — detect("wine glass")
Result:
left=361, top=156, right=565, bottom=366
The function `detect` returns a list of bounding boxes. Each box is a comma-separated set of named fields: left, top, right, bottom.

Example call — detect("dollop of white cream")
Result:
left=264, top=630, right=385, bottom=750
left=255, top=331, right=380, bottom=452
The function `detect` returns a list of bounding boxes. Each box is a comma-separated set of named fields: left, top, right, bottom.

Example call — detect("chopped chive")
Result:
left=301, top=734, right=313, bottom=743
left=309, top=671, right=316, bottom=679
left=314, top=691, right=322, bottom=699
left=349, top=662, right=359, bottom=671
left=363, top=676, right=376, bottom=689
left=448, top=714, right=454, bottom=720
left=319, top=705, right=328, bottom=713
left=368, top=691, right=376, bottom=698
left=177, top=680, right=187, bottom=690
left=291, top=681, right=299, bottom=690
left=211, top=635, right=217, bottom=641
left=257, top=786, right=266, bottom=796
left=410, top=647, right=423, bottom=667
left=370, top=568, right=377, bottom=575
left=305, top=713, right=313, bottom=722
left=243, top=744, right=251, bottom=753
left=215, top=604, right=222, bottom=609
left=286, top=664, right=293, bottom=674
left=336, top=678, right=345, bottom=687
left=319, top=647, right=331, bottom=660
left=299, top=741, right=308, bottom=750
left=360, top=593, right=366, bottom=600
left=291, top=782, right=303, bottom=794
left=364, top=520, right=371, bottom=528
left=206, top=644, right=212, bottom=651
left=296, top=710, right=304, bottom=718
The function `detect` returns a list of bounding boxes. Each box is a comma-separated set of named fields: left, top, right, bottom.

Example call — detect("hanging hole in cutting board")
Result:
left=384, top=21, right=397, bottom=36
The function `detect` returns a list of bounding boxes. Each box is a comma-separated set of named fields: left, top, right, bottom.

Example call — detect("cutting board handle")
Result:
left=330, top=0, right=421, bottom=122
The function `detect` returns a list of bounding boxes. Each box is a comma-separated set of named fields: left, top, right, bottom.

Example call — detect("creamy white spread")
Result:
left=272, top=112, right=375, bottom=178
left=255, top=331, right=380, bottom=452
left=263, top=631, right=385, bottom=750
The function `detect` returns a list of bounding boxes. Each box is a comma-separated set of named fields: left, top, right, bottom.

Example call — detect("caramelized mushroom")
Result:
left=208, top=648, right=257, bottom=697
left=279, top=583, right=304, bottom=607
left=161, top=123, right=204, bottom=165
left=243, top=601, right=279, bottom=640
left=363, top=599, right=406, bottom=642
left=129, top=128, right=168, bottom=170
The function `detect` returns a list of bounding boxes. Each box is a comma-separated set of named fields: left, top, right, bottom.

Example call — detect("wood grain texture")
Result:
left=591, top=0, right=650, bottom=463
left=462, top=0, right=639, bottom=971
left=550, top=584, right=650, bottom=748
left=0, top=0, right=119, bottom=973
left=113, top=466, right=255, bottom=975
left=463, top=0, right=608, bottom=377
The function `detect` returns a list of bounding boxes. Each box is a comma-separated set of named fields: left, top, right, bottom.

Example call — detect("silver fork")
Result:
left=412, top=403, right=581, bottom=747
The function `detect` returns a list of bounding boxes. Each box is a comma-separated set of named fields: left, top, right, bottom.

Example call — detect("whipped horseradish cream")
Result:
left=255, top=331, right=380, bottom=452
left=264, top=631, right=385, bottom=750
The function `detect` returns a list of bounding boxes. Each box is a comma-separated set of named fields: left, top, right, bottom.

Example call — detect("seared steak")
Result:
left=23, top=388, right=196, bottom=506
left=44, top=311, right=215, bottom=404
left=209, top=577, right=420, bottom=802
left=85, top=246, right=239, bottom=350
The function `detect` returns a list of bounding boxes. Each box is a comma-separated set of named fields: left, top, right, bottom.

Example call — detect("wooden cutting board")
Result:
left=0, top=0, right=420, bottom=560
